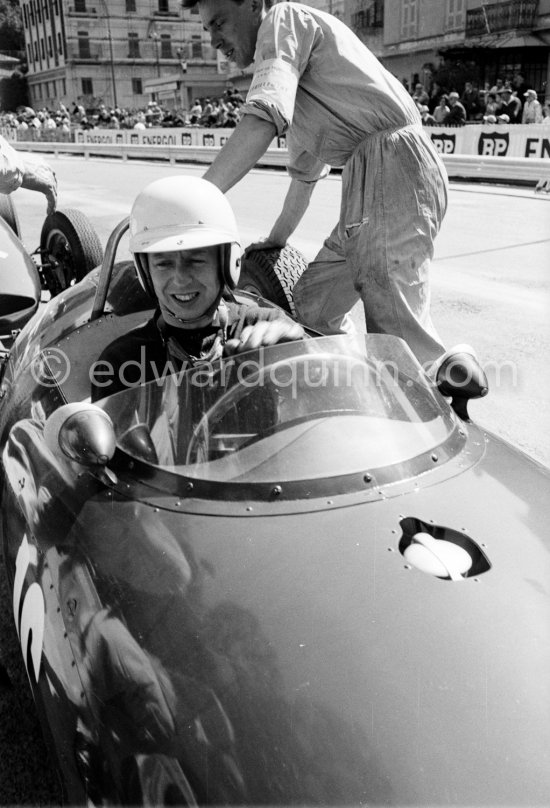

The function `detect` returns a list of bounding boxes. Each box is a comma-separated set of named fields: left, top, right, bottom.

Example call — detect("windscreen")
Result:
left=98, top=334, right=455, bottom=483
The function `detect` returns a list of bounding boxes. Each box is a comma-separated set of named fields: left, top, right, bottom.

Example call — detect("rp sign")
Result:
left=430, top=133, right=456, bottom=154
left=478, top=132, right=509, bottom=156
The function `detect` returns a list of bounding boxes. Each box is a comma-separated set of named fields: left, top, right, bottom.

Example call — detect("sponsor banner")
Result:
left=73, top=125, right=550, bottom=160
left=1, top=127, right=17, bottom=141
left=428, top=124, right=550, bottom=160
left=74, top=128, right=238, bottom=148
left=75, top=130, right=125, bottom=145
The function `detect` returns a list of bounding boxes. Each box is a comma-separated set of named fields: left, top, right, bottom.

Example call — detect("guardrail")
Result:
left=11, top=139, right=549, bottom=184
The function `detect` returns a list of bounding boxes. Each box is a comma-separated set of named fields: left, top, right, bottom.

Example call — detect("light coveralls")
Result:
left=241, top=2, right=449, bottom=366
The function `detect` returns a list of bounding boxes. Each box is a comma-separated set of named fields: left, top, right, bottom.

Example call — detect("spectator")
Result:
left=412, top=82, right=430, bottom=108
left=496, top=88, right=521, bottom=124
left=419, top=105, right=436, bottom=126
left=461, top=82, right=483, bottom=121
left=428, top=81, right=444, bottom=113
left=522, top=89, right=543, bottom=124
left=433, top=94, right=450, bottom=124
left=189, top=99, right=202, bottom=125
left=482, top=92, right=501, bottom=123
left=444, top=92, right=466, bottom=126
left=512, top=72, right=527, bottom=99
left=489, top=78, right=505, bottom=96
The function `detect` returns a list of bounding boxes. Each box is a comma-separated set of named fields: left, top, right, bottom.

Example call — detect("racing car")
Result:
left=0, top=198, right=549, bottom=806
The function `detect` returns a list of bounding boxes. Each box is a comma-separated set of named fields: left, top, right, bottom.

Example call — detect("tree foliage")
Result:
left=0, top=0, right=25, bottom=53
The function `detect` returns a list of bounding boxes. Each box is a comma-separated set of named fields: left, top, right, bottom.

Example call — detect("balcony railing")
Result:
left=66, top=41, right=102, bottom=61
left=351, top=0, right=384, bottom=31
left=65, top=39, right=216, bottom=64
left=68, top=5, right=98, bottom=15
left=466, top=0, right=538, bottom=37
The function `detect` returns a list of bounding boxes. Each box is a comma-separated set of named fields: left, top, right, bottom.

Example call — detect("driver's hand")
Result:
left=243, top=237, right=286, bottom=258
left=224, top=319, right=305, bottom=355
left=20, top=157, right=57, bottom=215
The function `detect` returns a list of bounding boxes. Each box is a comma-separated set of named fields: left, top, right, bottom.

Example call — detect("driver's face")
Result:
left=149, top=246, right=221, bottom=326
left=199, top=0, right=263, bottom=70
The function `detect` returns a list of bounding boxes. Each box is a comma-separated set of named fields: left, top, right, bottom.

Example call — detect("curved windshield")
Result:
left=98, top=335, right=456, bottom=483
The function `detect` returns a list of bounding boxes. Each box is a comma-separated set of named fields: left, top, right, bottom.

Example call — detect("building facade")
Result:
left=351, top=0, right=550, bottom=98
left=20, top=0, right=227, bottom=112
left=19, top=1, right=550, bottom=112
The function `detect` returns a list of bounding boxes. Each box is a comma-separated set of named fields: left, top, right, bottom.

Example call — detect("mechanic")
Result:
left=0, top=133, right=57, bottom=214
left=91, top=175, right=304, bottom=400
left=184, top=0, right=449, bottom=369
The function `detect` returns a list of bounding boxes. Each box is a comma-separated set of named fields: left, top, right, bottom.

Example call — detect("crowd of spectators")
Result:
left=402, top=73, right=549, bottom=127
left=2, top=78, right=548, bottom=137
left=0, top=87, right=246, bottom=136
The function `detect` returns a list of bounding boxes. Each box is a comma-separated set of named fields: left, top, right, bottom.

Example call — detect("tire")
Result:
left=238, top=245, right=307, bottom=316
left=40, top=208, right=104, bottom=297
left=0, top=195, right=21, bottom=239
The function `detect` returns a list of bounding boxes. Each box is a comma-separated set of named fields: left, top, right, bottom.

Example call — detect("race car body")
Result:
left=0, top=218, right=549, bottom=806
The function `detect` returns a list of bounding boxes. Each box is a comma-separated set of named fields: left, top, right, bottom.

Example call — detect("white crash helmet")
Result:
left=129, top=176, right=241, bottom=296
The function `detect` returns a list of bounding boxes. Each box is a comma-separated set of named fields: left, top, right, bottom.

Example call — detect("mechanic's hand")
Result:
left=224, top=319, right=305, bottom=355
left=243, top=237, right=286, bottom=257
left=20, top=157, right=57, bottom=215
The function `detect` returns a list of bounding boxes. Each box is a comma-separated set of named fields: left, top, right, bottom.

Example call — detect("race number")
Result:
left=13, top=534, right=45, bottom=682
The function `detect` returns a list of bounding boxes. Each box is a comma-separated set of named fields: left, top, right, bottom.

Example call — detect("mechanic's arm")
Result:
left=0, top=136, right=57, bottom=215
left=19, top=155, right=57, bottom=215
left=203, top=114, right=276, bottom=193
left=247, top=178, right=316, bottom=252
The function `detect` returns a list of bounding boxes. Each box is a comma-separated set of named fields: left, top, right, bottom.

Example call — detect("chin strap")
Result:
left=157, top=300, right=230, bottom=369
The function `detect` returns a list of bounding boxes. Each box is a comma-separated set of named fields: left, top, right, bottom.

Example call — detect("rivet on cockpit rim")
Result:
left=246, top=506, right=253, bottom=512
left=185, top=482, right=194, bottom=493
left=271, top=485, right=282, bottom=497
left=175, top=500, right=182, bottom=507
left=431, top=453, right=439, bottom=462
left=363, top=473, right=372, bottom=483
left=154, top=508, right=159, bottom=513
left=327, top=500, right=333, bottom=505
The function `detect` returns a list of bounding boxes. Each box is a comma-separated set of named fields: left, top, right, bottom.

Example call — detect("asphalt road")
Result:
left=0, top=154, right=549, bottom=804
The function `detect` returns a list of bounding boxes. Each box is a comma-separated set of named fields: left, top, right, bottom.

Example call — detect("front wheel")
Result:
left=40, top=208, right=104, bottom=297
left=238, top=245, right=307, bottom=315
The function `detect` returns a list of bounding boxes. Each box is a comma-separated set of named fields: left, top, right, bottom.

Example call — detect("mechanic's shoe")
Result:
left=432, top=345, right=489, bottom=421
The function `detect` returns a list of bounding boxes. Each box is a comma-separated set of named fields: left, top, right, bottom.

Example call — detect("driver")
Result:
left=91, top=175, right=305, bottom=400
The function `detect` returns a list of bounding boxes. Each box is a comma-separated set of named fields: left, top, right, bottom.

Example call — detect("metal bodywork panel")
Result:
left=1, top=256, right=549, bottom=806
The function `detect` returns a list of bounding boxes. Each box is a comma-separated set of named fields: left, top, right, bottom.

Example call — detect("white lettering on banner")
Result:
left=68, top=125, right=550, bottom=161
left=478, top=133, right=509, bottom=156
left=247, top=58, right=299, bottom=123
left=84, top=133, right=119, bottom=144
left=430, top=133, right=456, bottom=154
